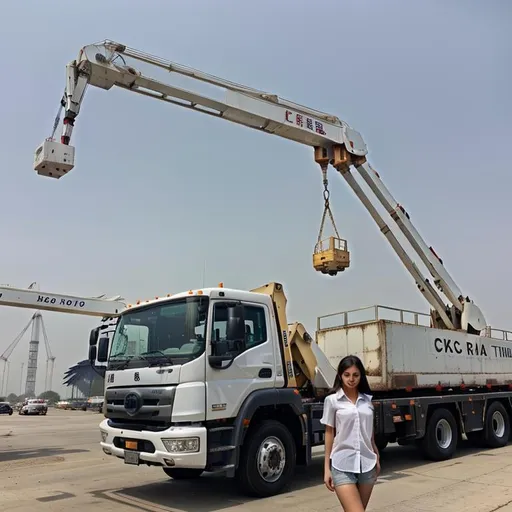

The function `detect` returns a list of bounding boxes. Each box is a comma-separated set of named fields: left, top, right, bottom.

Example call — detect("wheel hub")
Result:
left=492, top=410, right=506, bottom=438
left=436, top=418, right=453, bottom=449
left=256, top=436, right=286, bottom=483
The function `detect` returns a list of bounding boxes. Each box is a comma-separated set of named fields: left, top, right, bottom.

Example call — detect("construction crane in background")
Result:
left=33, top=40, right=487, bottom=335
left=0, top=282, right=126, bottom=396
left=0, top=311, right=55, bottom=397
left=0, top=318, right=31, bottom=396
left=40, top=319, right=55, bottom=393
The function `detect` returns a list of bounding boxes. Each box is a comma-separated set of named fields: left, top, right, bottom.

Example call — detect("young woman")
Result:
left=320, top=355, right=380, bottom=512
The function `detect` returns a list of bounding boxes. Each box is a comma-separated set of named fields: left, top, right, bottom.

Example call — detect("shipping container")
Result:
left=315, top=305, right=512, bottom=462
left=316, top=305, right=512, bottom=392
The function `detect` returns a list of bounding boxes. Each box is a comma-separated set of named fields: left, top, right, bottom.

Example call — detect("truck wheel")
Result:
left=162, top=468, right=203, bottom=479
left=483, top=401, right=510, bottom=448
left=375, top=434, right=388, bottom=452
left=236, top=419, right=296, bottom=498
left=420, top=408, right=458, bottom=461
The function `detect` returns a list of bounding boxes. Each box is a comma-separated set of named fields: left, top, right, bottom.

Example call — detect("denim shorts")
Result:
left=331, top=464, right=378, bottom=487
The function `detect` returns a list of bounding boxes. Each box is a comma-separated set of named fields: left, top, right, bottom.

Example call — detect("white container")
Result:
left=316, top=306, right=512, bottom=391
left=34, top=139, right=75, bottom=179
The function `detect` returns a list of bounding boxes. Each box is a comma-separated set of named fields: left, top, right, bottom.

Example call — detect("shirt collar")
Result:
left=335, top=388, right=373, bottom=403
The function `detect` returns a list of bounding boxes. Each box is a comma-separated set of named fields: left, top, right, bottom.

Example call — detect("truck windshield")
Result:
left=108, top=296, right=208, bottom=369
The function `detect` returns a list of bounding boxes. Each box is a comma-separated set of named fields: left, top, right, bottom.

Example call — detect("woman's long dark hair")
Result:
left=330, top=355, right=372, bottom=395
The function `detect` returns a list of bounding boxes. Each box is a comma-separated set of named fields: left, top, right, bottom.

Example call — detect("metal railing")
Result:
left=317, top=306, right=512, bottom=342
left=317, top=304, right=431, bottom=331
left=482, top=327, right=512, bottom=341
left=314, top=236, right=348, bottom=254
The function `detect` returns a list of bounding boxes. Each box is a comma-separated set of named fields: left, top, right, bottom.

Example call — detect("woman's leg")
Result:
left=356, top=466, right=378, bottom=509
left=331, top=467, right=365, bottom=512
left=356, top=483, right=375, bottom=509
left=334, top=484, right=365, bottom=512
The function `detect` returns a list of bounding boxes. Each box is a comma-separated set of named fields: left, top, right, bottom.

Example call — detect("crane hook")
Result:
left=312, top=165, right=350, bottom=276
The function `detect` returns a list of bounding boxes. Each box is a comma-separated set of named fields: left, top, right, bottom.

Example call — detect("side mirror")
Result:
left=97, top=337, right=109, bottom=363
left=89, top=345, right=97, bottom=365
left=89, top=327, right=100, bottom=346
left=226, top=304, right=246, bottom=342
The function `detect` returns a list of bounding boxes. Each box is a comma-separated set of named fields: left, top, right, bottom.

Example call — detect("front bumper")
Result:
left=99, top=419, right=207, bottom=469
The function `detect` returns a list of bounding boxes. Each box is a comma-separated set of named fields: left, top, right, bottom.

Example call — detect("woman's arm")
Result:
left=320, top=396, right=336, bottom=491
left=324, top=425, right=335, bottom=491
left=372, top=428, right=381, bottom=475
left=325, top=425, right=335, bottom=470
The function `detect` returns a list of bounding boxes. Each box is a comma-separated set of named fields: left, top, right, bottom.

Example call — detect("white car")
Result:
left=19, top=399, right=48, bottom=415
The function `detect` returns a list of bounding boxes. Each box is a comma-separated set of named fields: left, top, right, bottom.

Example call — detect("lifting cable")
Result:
left=316, top=167, right=341, bottom=245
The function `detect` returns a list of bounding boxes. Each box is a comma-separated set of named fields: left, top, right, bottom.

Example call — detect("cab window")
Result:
left=211, top=304, right=268, bottom=350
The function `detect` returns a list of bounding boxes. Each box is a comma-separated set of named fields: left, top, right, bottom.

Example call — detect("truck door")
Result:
left=205, top=300, right=277, bottom=421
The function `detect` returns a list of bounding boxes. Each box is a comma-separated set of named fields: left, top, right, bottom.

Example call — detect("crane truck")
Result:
left=31, top=40, right=512, bottom=497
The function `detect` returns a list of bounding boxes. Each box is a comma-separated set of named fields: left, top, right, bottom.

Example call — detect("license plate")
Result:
left=125, top=440, right=138, bottom=450
left=124, top=450, right=140, bottom=465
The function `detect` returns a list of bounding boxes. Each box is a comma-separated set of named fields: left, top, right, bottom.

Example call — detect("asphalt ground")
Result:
left=1, top=409, right=512, bottom=511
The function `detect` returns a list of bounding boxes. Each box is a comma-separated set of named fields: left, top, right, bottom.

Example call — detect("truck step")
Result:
left=209, top=464, right=235, bottom=473
left=209, top=426, right=234, bottom=433
left=209, top=445, right=236, bottom=453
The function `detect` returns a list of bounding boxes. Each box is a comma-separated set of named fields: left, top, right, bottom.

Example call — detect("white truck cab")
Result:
left=92, top=283, right=322, bottom=496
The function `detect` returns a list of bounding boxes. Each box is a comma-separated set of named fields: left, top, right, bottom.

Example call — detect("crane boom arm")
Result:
left=54, top=41, right=363, bottom=152
left=34, top=39, right=486, bottom=332
left=0, top=284, right=125, bottom=317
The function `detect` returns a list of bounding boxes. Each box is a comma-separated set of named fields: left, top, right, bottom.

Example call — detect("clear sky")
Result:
left=0, top=0, right=510, bottom=397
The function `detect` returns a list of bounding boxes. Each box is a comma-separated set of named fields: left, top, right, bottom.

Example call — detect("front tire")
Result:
left=236, top=419, right=296, bottom=498
left=162, top=468, right=203, bottom=480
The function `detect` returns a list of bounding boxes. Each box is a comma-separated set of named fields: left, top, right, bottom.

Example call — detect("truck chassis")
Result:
left=101, top=384, right=512, bottom=498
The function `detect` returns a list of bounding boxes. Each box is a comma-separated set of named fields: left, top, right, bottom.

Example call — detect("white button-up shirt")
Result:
left=320, top=389, right=377, bottom=473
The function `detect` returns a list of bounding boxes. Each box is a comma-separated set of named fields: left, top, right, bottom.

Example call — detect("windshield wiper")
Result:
left=109, top=357, right=133, bottom=370
left=140, top=350, right=166, bottom=357
left=139, top=351, right=173, bottom=367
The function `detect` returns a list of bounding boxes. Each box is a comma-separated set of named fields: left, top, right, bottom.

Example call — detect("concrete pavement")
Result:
left=2, top=409, right=512, bottom=511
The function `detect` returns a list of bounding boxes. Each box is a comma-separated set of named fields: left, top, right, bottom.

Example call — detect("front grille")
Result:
left=107, top=419, right=170, bottom=432
left=104, top=385, right=176, bottom=426
left=108, top=398, right=160, bottom=407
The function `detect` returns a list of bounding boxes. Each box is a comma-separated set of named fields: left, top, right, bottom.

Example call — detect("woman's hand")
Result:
left=375, top=459, right=381, bottom=477
left=324, top=469, right=335, bottom=492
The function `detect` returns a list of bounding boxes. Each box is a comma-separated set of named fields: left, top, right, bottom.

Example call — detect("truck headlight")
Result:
left=161, top=437, right=199, bottom=453
left=100, top=430, right=108, bottom=442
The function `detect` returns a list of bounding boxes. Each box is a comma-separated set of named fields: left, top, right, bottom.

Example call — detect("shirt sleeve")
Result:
left=320, top=395, right=335, bottom=428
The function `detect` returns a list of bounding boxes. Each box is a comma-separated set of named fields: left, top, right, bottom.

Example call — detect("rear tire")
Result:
left=162, top=468, right=203, bottom=479
left=420, top=408, right=458, bottom=461
left=375, top=434, right=388, bottom=452
left=483, top=401, right=510, bottom=448
left=236, top=419, right=296, bottom=498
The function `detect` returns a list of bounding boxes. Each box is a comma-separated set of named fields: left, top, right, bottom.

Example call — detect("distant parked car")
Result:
left=84, top=396, right=104, bottom=412
left=0, top=402, right=13, bottom=415
left=19, top=399, right=48, bottom=415
left=55, top=400, right=71, bottom=409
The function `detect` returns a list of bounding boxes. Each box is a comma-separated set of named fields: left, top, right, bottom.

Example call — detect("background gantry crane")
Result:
left=0, top=317, right=32, bottom=396
left=0, top=310, right=56, bottom=397
left=40, top=318, right=55, bottom=394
